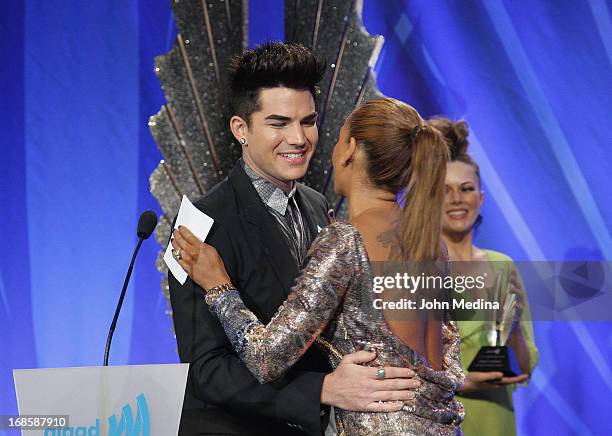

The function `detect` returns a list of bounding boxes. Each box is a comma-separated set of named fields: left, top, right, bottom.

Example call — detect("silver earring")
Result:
left=239, top=138, right=247, bottom=145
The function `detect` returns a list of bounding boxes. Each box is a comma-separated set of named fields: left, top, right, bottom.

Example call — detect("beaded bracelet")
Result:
left=204, top=283, right=236, bottom=305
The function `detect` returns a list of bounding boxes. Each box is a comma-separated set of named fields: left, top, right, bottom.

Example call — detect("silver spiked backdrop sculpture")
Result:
left=149, top=0, right=386, bottom=313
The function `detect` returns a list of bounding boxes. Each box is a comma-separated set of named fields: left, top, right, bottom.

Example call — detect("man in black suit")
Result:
left=169, top=42, right=416, bottom=435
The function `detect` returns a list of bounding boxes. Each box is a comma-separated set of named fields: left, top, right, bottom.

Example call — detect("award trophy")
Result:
left=468, top=272, right=520, bottom=376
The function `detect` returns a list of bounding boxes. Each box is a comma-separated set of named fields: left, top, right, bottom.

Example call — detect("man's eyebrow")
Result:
left=263, top=112, right=318, bottom=122
left=301, top=112, right=318, bottom=121
left=264, top=114, right=291, bottom=121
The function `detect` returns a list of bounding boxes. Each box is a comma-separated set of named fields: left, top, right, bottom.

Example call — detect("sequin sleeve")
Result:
left=208, top=222, right=357, bottom=383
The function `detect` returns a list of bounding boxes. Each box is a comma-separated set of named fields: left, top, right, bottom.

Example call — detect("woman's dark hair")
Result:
left=228, top=42, right=325, bottom=124
left=428, top=116, right=483, bottom=228
left=346, top=98, right=450, bottom=261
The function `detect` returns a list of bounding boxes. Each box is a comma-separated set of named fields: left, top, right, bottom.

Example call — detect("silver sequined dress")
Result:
left=209, top=222, right=465, bottom=435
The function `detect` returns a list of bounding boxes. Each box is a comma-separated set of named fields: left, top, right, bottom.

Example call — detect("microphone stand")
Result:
left=103, top=236, right=145, bottom=366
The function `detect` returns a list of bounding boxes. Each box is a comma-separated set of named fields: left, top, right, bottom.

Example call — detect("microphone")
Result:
left=137, top=210, right=158, bottom=239
left=104, top=210, right=158, bottom=366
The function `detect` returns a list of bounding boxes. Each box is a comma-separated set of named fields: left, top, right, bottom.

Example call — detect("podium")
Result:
left=13, top=364, right=188, bottom=436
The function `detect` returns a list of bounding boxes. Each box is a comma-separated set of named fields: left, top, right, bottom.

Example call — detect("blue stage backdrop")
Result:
left=1, top=1, right=610, bottom=435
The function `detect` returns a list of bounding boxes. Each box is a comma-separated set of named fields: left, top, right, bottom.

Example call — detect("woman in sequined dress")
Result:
left=173, top=98, right=465, bottom=435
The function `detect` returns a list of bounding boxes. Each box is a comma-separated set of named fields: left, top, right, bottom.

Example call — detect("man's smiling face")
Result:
left=240, top=87, right=318, bottom=188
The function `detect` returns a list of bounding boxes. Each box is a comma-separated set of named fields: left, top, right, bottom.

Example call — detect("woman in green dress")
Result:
left=430, top=117, right=539, bottom=435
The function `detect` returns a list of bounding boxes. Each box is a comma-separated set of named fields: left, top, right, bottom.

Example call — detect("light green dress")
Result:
left=457, top=250, right=539, bottom=436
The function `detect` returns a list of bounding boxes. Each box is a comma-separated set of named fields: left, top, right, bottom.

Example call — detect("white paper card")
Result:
left=164, top=195, right=214, bottom=284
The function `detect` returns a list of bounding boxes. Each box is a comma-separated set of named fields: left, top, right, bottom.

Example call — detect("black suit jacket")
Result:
left=169, top=163, right=333, bottom=435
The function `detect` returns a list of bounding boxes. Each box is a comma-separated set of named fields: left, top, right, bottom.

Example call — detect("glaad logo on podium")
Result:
left=43, top=393, right=150, bottom=436
left=108, top=393, right=150, bottom=436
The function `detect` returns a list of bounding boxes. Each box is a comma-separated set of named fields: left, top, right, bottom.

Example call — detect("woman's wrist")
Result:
left=204, top=282, right=236, bottom=305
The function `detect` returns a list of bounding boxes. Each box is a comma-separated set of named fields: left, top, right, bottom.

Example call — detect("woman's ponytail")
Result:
left=398, top=125, right=449, bottom=261
left=346, top=98, right=449, bottom=261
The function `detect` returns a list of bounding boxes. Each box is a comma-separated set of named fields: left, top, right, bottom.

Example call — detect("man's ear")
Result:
left=230, top=115, right=249, bottom=144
